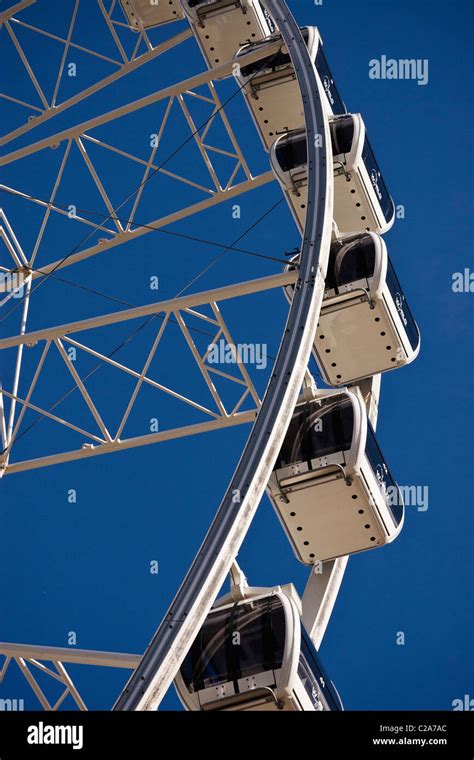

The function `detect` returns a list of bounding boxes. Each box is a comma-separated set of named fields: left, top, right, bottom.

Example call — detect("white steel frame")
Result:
left=0, top=0, right=194, bottom=146
left=0, top=271, right=297, bottom=475
left=0, top=44, right=282, bottom=279
left=0, top=0, right=386, bottom=711
left=0, top=642, right=140, bottom=710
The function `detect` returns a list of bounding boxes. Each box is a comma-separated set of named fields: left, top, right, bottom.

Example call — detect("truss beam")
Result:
left=0, top=271, right=297, bottom=349
left=0, top=641, right=140, bottom=710
left=0, top=40, right=282, bottom=166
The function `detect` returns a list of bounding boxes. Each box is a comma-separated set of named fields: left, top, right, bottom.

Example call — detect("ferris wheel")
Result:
left=0, top=0, right=419, bottom=712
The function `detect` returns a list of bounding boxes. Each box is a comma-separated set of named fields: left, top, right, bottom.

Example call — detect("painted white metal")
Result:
left=0, top=0, right=37, bottom=25
left=120, top=0, right=184, bottom=29
left=0, top=28, right=194, bottom=146
left=3, top=412, right=258, bottom=475
left=173, top=589, right=298, bottom=711
left=3, top=278, right=32, bottom=473
left=2, top=171, right=274, bottom=280
left=314, top=239, right=420, bottom=385
left=0, top=642, right=140, bottom=668
left=268, top=386, right=403, bottom=563
left=284, top=233, right=420, bottom=385
left=180, top=0, right=276, bottom=72
left=302, top=557, right=348, bottom=650
left=358, top=373, right=382, bottom=429
left=173, top=586, right=339, bottom=712
left=0, top=0, right=392, bottom=704
left=0, top=13, right=285, bottom=483
left=0, top=273, right=296, bottom=475
left=0, top=271, right=297, bottom=350
left=235, top=26, right=343, bottom=151
left=270, top=116, right=395, bottom=236
left=301, top=373, right=382, bottom=648
left=113, top=0, right=334, bottom=711
left=0, top=39, right=283, bottom=167
left=1, top=50, right=278, bottom=285
left=0, top=642, right=141, bottom=711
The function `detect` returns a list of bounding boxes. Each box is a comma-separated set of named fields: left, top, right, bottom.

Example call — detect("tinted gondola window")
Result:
left=361, top=137, right=394, bottom=223
left=240, top=29, right=310, bottom=77
left=276, top=398, right=354, bottom=469
left=365, top=421, right=403, bottom=525
left=330, top=115, right=354, bottom=156
left=324, top=244, right=340, bottom=291
left=385, top=257, right=420, bottom=351
left=275, top=135, right=307, bottom=172
left=180, top=607, right=231, bottom=692
left=180, top=597, right=285, bottom=694
left=237, top=597, right=286, bottom=678
left=333, top=235, right=376, bottom=289
left=315, top=46, right=345, bottom=115
left=240, top=48, right=289, bottom=78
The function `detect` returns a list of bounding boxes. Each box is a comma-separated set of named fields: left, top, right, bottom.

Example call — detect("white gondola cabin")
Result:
left=267, top=388, right=404, bottom=564
left=180, top=0, right=275, bottom=71
left=174, top=585, right=343, bottom=711
left=235, top=26, right=345, bottom=150
left=285, top=232, right=420, bottom=385
left=120, top=0, right=184, bottom=29
left=270, top=115, right=395, bottom=235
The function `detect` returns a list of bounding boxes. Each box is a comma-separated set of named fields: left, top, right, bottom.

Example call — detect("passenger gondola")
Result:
left=267, top=388, right=404, bottom=563
left=270, top=114, right=395, bottom=234
left=235, top=26, right=345, bottom=149
left=120, top=0, right=184, bottom=28
left=180, top=0, right=276, bottom=71
left=174, top=585, right=344, bottom=711
left=285, top=232, right=420, bottom=385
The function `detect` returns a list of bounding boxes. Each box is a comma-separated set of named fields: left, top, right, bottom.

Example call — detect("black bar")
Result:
left=0, top=711, right=472, bottom=757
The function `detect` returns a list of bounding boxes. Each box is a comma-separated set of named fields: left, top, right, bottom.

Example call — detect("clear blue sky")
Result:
left=0, top=0, right=472, bottom=710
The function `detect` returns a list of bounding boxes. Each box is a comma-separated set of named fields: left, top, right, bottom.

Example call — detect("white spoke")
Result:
left=50, top=0, right=80, bottom=108
left=5, top=21, right=49, bottom=109
left=29, top=140, right=72, bottom=267
left=54, top=338, right=113, bottom=442
left=114, top=313, right=170, bottom=439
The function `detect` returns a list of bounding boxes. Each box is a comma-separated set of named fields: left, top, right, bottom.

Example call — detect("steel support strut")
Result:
left=114, top=0, right=333, bottom=710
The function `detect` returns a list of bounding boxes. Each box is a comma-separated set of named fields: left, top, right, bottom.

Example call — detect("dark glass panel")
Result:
left=275, top=134, right=307, bottom=172
left=332, top=234, right=376, bottom=289
left=330, top=115, right=354, bottom=156
left=276, top=398, right=354, bottom=469
left=180, top=597, right=285, bottom=694
left=240, top=28, right=310, bottom=77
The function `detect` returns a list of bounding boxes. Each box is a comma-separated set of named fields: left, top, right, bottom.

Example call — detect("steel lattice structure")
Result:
left=0, top=0, right=384, bottom=710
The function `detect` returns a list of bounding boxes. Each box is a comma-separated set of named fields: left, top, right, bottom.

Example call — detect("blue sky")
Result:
left=0, top=0, right=472, bottom=710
